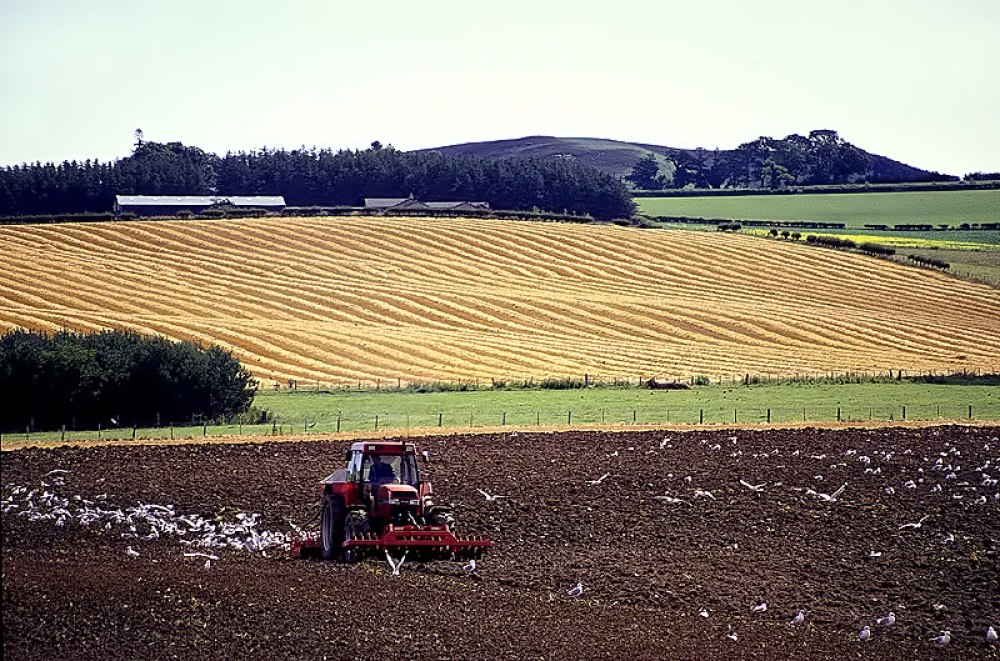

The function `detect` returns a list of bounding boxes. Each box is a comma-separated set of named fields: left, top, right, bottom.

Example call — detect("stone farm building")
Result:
left=114, top=195, right=286, bottom=217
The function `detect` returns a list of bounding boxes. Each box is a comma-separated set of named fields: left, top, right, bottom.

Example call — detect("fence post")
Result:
left=567, top=410, right=572, bottom=425
left=502, top=411, right=506, bottom=426
left=375, top=415, right=379, bottom=431
left=837, top=407, right=841, bottom=422
left=902, top=405, right=906, bottom=421
left=61, top=425, right=66, bottom=442
left=734, top=409, right=737, bottom=423
left=767, top=408, right=771, bottom=424
left=438, top=413, right=442, bottom=427
left=337, top=415, right=342, bottom=433
left=699, top=409, right=704, bottom=424
left=969, top=404, right=973, bottom=419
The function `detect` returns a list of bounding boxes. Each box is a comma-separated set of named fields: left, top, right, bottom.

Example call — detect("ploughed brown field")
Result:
left=3, top=424, right=998, bottom=660
left=2, top=216, right=999, bottom=385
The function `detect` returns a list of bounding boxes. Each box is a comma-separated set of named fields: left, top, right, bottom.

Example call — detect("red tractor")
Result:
left=293, top=441, right=490, bottom=561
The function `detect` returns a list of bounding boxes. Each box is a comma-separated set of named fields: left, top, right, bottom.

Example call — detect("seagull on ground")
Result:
left=726, top=631, right=738, bottom=641
left=184, top=552, right=220, bottom=561
left=791, top=610, right=805, bottom=625
left=859, top=625, right=871, bottom=642
left=385, top=550, right=408, bottom=575
left=476, top=488, right=507, bottom=501
left=699, top=609, right=709, bottom=618
left=587, top=473, right=610, bottom=485
left=739, top=479, right=767, bottom=492
left=752, top=601, right=767, bottom=613
left=126, top=545, right=140, bottom=558
left=986, top=625, right=997, bottom=643
left=202, top=559, right=212, bottom=570
left=566, top=582, right=583, bottom=597
left=655, top=495, right=684, bottom=504
left=463, top=558, right=476, bottom=571
left=693, top=489, right=715, bottom=500
left=930, top=630, right=951, bottom=645
left=421, top=450, right=430, bottom=462
left=876, top=612, right=896, bottom=626
left=813, top=483, right=847, bottom=502
left=899, top=514, right=931, bottom=530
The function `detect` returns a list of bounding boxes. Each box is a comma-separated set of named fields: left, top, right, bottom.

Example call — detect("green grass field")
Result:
left=637, top=189, right=1000, bottom=231
left=6, top=381, right=996, bottom=445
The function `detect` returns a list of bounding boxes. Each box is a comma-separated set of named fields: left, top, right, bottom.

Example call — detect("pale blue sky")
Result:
left=1, top=0, right=997, bottom=175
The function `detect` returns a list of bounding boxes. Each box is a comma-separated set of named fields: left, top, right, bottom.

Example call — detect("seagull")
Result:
left=791, top=610, right=805, bottom=625
left=184, top=552, right=220, bottom=561
left=421, top=450, right=430, bottom=462
left=587, top=473, right=610, bottom=485
left=859, top=625, right=871, bottom=642
left=726, top=631, right=738, bottom=641
left=476, top=488, right=507, bottom=501
left=815, top=483, right=847, bottom=502
left=699, top=609, right=709, bottom=618
left=930, top=630, right=951, bottom=645
left=126, top=546, right=140, bottom=558
left=693, top=489, right=715, bottom=500
left=660, top=437, right=671, bottom=449
left=986, top=625, right=997, bottom=643
left=385, top=550, right=407, bottom=575
left=566, top=582, right=583, bottom=597
left=739, top=479, right=767, bottom=492
left=752, top=601, right=767, bottom=613
left=899, top=514, right=931, bottom=530
left=463, top=558, right=476, bottom=571
left=876, top=612, right=896, bottom=626
left=202, top=559, right=212, bottom=570
left=655, top=495, right=684, bottom=504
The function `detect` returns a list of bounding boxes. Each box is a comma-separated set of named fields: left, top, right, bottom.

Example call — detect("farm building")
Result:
left=364, top=198, right=490, bottom=213
left=114, top=195, right=286, bottom=217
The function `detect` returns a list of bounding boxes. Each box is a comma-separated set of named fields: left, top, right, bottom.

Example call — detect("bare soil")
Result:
left=3, top=425, right=999, bottom=660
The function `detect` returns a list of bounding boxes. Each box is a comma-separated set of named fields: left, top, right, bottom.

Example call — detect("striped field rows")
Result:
left=2, top=215, right=999, bottom=386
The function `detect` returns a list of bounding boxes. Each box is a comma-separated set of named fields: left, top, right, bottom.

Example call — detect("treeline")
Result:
left=627, top=129, right=958, bottom=190
left=0, top=329, right=256, bottom=432
left=0, top=140, right=635, bottom=220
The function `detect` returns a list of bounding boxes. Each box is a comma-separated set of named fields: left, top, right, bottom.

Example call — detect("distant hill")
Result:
left=416, top=131, right=955, bottom=189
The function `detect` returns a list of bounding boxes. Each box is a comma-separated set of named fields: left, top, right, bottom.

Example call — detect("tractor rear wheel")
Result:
left=320, top=496, right=345, bottom=560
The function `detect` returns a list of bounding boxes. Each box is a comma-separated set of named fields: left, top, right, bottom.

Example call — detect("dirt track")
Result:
left=4, top=425, right=999, bottom=660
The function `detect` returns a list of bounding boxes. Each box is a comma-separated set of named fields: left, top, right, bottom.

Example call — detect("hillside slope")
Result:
left=419, top=135, right=945, bottom=183
left=2, top=216, right=998, bottom=385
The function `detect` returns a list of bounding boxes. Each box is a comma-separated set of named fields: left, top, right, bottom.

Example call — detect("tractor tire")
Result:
left=320, top=496, right=345, bottom=560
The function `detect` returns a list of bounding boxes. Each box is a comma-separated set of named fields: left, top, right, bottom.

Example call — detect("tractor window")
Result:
left=347, top=451, right=363, bottom=482
left=362, top=454, right=420, bottom=488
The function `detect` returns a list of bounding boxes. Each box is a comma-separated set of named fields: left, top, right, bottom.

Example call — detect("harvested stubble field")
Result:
left=2, top=215, right=999, bottom=386
left=3, top=424, right=999, bottom=660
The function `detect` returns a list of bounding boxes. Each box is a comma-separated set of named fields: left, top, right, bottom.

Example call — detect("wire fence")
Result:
left=4, top=402, right=996, bottom=444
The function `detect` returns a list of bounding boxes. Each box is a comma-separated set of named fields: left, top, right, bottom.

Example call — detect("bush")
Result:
left=0, top=329, right=256, bottom=432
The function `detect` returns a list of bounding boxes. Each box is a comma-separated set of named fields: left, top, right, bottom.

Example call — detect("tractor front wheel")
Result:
left=320, top=496, right=345, bottom=560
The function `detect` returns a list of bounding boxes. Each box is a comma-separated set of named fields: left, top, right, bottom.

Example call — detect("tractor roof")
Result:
left=350, top=441, right=417, bottom=455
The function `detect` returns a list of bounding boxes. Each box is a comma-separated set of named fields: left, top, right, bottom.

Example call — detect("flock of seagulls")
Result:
left=2, top=480, right=290, bottom=566
left=586, top=431, right=1000, bottom=648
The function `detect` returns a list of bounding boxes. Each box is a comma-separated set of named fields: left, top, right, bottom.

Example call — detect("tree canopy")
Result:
left=1, top=142, right=635, bottom=220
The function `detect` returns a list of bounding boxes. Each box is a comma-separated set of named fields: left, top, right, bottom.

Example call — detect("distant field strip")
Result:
left=637, top=189, right=1000, bottom=230
left=2, top=216, right=999, bottom=385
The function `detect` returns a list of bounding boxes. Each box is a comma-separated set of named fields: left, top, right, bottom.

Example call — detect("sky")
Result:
left=1, top=0, right=998, bottom=176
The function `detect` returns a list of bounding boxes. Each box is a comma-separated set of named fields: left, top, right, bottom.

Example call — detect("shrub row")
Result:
left=857, top=242, right=896, bottom=257
left=0, top=329, right=256, bottom=432
left=805, top=235, right=857, bottom=250
left=907, top=254, right=950, bottom=270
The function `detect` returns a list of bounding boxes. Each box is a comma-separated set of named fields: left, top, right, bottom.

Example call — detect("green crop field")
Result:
left=7, top=380, right=997, bottom=445
left=637, top=189, right=1000, bottom=231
